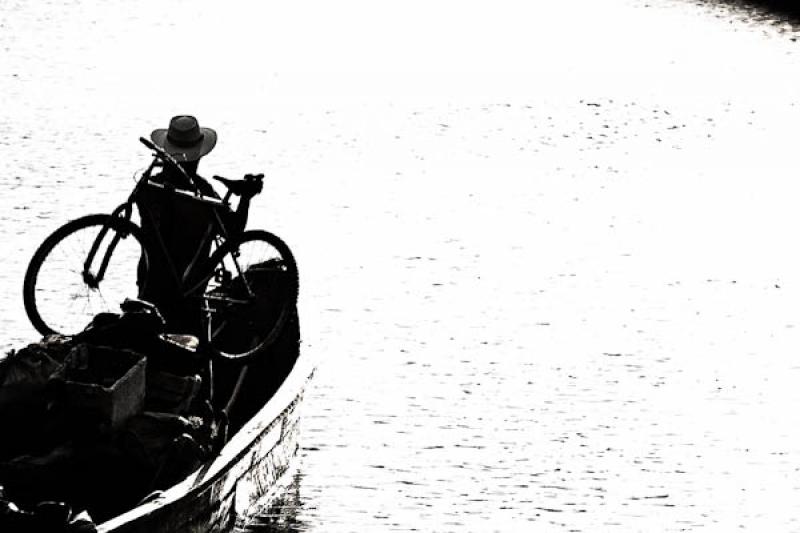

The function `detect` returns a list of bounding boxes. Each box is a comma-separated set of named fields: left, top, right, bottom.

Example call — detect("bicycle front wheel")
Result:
left=23, top=214, right=150, bottom=336
left=203, top=230, right=298, bottom=361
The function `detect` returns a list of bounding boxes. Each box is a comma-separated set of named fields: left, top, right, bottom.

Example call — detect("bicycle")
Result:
left=22, top=137, right=298, bottom=361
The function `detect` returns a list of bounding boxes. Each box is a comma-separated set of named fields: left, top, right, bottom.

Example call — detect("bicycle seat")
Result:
left=212, top=174, right=263, bottom=197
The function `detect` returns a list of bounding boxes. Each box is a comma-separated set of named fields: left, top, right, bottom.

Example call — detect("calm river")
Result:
left=2, top=0, right=800, bottom=531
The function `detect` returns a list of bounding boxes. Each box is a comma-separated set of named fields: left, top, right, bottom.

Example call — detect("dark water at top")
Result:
left=2, top=0, right=800, bottom=531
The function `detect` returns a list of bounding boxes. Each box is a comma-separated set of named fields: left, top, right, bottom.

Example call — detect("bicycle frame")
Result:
left=23, top=134, right=294, bottom=384
left=82, top=153, right=257, bottom=312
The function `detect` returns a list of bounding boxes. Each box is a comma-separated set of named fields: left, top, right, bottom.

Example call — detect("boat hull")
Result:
left=98, top=353, right=314, bottom=533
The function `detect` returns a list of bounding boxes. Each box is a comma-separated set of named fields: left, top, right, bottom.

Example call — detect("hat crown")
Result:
left=151, top=115, right=217, bottom=162
left=167, top=115, right=203, bottom=147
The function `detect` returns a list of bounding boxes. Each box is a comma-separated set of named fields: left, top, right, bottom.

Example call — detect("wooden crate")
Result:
left=56, top=344, right=146, bottom=429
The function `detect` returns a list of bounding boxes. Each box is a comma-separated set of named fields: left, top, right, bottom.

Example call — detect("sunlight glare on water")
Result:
left=3, top=0, right=800, bottom=531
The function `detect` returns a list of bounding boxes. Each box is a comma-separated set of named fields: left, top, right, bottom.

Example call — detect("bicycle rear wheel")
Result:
left=202, top=230, right=298, bottom=360
left=23, top=214, right=150, bottom=336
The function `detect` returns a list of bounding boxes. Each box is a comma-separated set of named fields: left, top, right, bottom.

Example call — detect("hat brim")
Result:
left=150, top=127, right=217, bottom=162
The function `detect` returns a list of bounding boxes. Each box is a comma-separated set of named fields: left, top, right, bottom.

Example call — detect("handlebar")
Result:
left=139, top=136, right=177, bottom=166
left=138, top=136, right=158, bottom=152
left=138, top=136, right=202, bottom=195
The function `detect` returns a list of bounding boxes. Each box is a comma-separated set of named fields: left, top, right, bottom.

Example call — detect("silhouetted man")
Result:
left=136, top=115, right=260, bottom=333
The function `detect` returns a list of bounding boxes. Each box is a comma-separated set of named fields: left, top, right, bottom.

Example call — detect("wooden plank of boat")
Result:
left=98, top=352, right=315, bottom=533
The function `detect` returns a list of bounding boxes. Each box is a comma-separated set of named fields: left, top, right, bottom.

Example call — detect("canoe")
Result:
left=0, top=314, right=314, bottom=533
left=99, top=350, right=314, bottom=533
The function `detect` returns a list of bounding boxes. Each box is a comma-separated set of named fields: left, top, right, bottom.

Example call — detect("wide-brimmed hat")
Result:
left=150, top=115, right=217, bottom=162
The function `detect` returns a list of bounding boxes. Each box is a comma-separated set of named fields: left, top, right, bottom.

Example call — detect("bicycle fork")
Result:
left=82, top=205, right=133, bottom=288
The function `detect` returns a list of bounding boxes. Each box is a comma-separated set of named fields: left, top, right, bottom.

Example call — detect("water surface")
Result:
left=2, top=0, right=800, bottom=531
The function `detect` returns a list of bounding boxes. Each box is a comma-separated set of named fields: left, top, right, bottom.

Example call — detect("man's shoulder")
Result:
left=149, top=169, right=218, bottom=198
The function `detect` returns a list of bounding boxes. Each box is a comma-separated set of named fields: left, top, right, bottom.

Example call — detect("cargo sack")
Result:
left=74, top=299, right=165, bottom=354
left=0, top=338, right=71, bottom=458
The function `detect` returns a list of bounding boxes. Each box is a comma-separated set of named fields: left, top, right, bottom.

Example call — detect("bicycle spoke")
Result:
left=211, top=318, right=228, bottom=340
left=78, top=285, right=91, bottom=320
left=95, top=286, right=110, bottom=313
left=203, top=231, right=297, bottom=360
left=24, top=215, right=147, bottom=336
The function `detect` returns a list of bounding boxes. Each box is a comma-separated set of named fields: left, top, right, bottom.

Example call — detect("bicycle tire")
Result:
left=202, top=230, right=298, bottom=361
left=23, top=214, right=150, bottom=337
